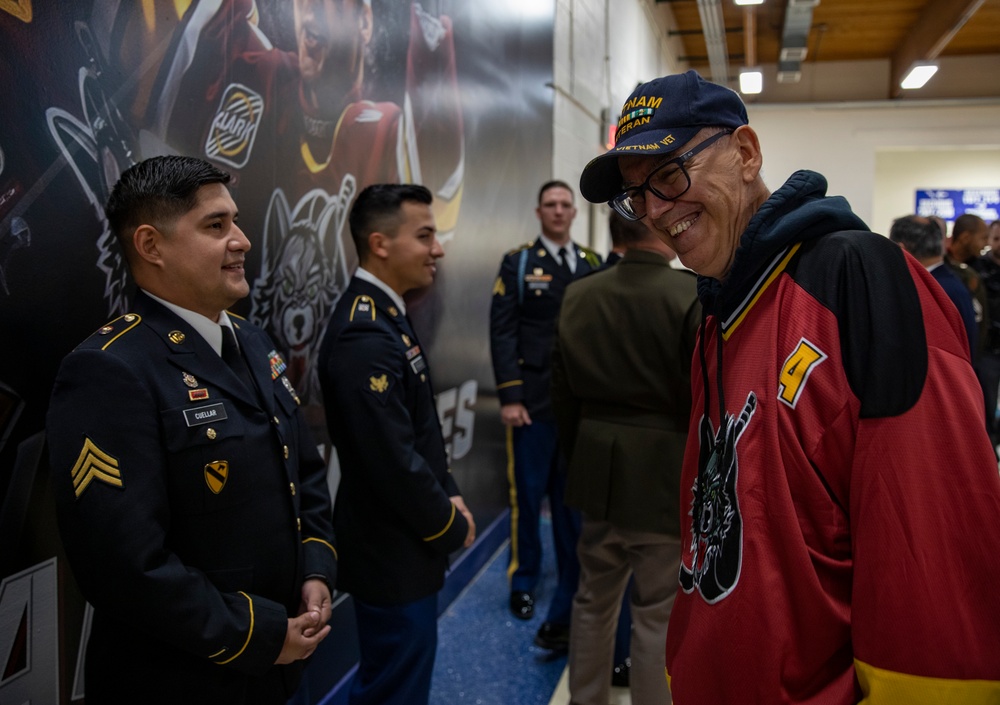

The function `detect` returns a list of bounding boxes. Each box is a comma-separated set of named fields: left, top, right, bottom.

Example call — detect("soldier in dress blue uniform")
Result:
left=46, top=156, right=337, bottom=705
left=317, top=183, right=475, bottom=705
left=489, top=180, right=602, bottom=650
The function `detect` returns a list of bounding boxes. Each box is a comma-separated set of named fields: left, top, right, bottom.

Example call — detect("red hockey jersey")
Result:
left=666, top=171, right=1000, bottom=704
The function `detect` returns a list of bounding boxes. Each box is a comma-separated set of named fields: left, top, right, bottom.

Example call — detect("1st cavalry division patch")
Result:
left=205, top=461, right=229, bottom=494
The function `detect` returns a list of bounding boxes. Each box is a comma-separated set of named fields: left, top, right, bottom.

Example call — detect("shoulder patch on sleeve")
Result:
left=366, top=372, right=393, bottom=404
left=492, top=277, right=506, bottom=296
left=349, top=295, right=377, bottom=322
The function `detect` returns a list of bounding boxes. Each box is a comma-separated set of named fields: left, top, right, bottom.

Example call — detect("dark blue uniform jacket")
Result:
left=318, top=276, right=468, bottom=605
left=47, top=291, right=336, bottom=704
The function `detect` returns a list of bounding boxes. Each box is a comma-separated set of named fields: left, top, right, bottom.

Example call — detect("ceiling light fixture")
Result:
left=900, top=62, right=938, bottom=90
left=739, top=68, right=763, bottom=94
left=734, top=0, right=764, bottom=5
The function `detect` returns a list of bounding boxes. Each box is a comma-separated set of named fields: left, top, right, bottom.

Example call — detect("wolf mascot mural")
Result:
left=44, top=0, right=464, bottom=415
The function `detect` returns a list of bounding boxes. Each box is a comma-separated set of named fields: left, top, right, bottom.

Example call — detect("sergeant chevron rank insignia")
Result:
left=204, top=461, right=229, bottom=494
left=71, top=437, right=123, bottom=498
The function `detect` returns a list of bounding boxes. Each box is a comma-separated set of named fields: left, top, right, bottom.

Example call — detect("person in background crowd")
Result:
left=604, top=211, right=629, bottom=266
left=945, top=214, right=990, bottom=356
left=889, top=214, right=977, bottom=354
left=972, top=218, right=1000, bottom=446
left=579, top=69, right=1000, bottom=704
left=317, top=183, right=474, bottom=705
left=47, top=155, right=336, bottom=704
left=489, top=180, right=602, bottom=651
left=553, top=210, right=700, bottom=705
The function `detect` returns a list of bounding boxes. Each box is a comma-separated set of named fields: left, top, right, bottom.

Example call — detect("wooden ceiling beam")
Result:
left=890, top=0, right=985, bottom=98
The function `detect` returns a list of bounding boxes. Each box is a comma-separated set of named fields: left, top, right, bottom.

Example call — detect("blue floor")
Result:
left=430, top=516, right=566, bottom=705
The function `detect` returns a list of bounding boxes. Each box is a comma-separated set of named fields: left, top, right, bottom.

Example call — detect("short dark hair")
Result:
left=538, top=180, right=574, bottom=204
left=106, top=155, right=231, bottom=260
left=889, top=215, right=942, bottom=260
left=349, top=183, right=433, bottom=263
left=953, top=213, right=986, bottom=240
left=609, top=209, right=648, bottom=248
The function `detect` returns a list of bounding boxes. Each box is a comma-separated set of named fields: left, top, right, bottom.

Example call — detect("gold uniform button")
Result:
left=290, top=482, right=296, bottom=496
left=297, top=517, right=302, bottom=531
left=206, top=428, right=217, bottom=440
left=283, top=445, right=289, bottom=459
left=273, top=416, right=280, bottom=425
left=420, top=373, right=427, bottom=383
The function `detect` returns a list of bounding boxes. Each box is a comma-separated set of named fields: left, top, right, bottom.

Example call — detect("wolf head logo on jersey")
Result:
left=679, top=391, right=757, bottom=603
left=250, top=185, right=353, bottom=405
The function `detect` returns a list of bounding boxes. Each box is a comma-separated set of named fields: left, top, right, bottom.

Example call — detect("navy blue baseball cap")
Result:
left=579, top=70, right=749, bottom=203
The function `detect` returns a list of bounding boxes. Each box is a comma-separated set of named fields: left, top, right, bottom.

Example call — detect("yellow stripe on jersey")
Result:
left=856, top=659, right=1000, bottom=704
left=722, top=243, right=801, bottom=340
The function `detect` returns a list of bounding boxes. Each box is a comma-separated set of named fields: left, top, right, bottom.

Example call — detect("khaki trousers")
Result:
left=568, top=520, right=680, bottom=705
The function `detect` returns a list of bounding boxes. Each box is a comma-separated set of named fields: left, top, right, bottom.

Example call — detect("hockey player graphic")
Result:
left=147, top=0, right=463, bottom=405
left=679, top=391, right=756, bottom=604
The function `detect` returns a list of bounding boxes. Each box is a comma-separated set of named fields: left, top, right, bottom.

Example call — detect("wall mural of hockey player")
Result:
left=1, top=0, right=552, bottom=699
left=41, top=0, right=462, bottom=409
left=145, top=0, right=464, bottom=408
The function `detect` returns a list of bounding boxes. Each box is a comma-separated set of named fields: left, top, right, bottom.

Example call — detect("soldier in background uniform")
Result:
left=47, top=156, right=337, bottom=705
left=972, top=218, right=1000, bottom=446
left=947, top=213, right=992, bottom=425
left=553, top=211, right=700, bottom=705
left=489, top=180, right=602, bottom=651
left=318, top=183, right=474, bottom=705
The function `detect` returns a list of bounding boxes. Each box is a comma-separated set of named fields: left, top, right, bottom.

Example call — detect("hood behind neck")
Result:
left=698, top=170, right=870, bottom=316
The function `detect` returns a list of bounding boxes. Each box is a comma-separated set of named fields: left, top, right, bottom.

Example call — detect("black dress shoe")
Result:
left=611, top=657, right=631, bottom=687
left=533, top=621, right=570, bottom=651
left=509, top=591, right=534, bottom=620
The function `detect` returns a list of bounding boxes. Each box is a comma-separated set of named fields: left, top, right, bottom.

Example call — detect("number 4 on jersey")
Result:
left=778, top=338, right=827, bottom=409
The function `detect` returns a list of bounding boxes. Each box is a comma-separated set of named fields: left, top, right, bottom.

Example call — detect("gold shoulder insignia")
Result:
left=492, top=276, right=506, bottom=297
left=369, top=374, right=389, bottom=393
left=72, top=437, right=124, bottom=498
left=505, top=242, right=532, bottom=256
left=579, top=246, right=602, bottom=268
left=349, top=295, right=376, bottom=322
left=90, top=314, right=142, bottom=351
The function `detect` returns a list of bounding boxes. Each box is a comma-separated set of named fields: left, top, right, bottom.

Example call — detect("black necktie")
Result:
left=221, top=325, right=256, bottom=394
left=557, top=246, right=573, bottom=278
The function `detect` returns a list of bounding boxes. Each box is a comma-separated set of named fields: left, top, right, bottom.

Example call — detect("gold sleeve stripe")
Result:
left=100, top=315, right=142, bottom=350
left=505, top=425, right=520, bottom=582
left=855, top=659, right=1000, bottom=703
left=496, top=380, right=523, bottom=390
left=208, top=647, right=226, bottom=659
left=215, top=592, right=254, bottom=665
left=71, top=438, right=123, bottom=498
left=303, top=537, right=338, bottom=559
left=423, top=504, right=456, bottom=542
left=348, top=296, right=376, bottom=322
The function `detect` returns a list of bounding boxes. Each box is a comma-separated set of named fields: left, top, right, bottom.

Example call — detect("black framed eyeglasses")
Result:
left=609, top=129, right=734, bottom=221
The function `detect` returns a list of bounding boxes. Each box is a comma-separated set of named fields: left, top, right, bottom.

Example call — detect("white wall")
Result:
left=874, top=148, right=1000, bottom=236
left=552, top=0, right=685, bottom=252
left=747, top=100, right=1000, bottom=235
left=552, top=3, right=1000, bottom=250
